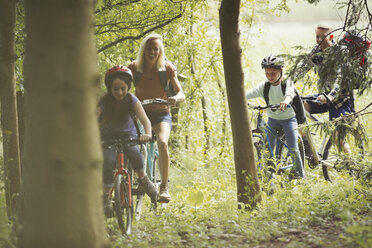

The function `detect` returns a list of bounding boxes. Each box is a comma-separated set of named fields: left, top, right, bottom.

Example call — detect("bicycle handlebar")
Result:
left=300, top=94, right=330, bottom=105
left=141, top=98, right=170, bottom=106
left=247, top=103, right=292, bottom=111
left=102, top=136, right=140, bottom=148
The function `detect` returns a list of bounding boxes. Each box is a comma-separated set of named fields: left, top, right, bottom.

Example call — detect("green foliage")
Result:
left=105, top=164, right=372, bottom=247
left=6, top=0, right=372, bottom=246
left=0, top=190, right=13, bottom=248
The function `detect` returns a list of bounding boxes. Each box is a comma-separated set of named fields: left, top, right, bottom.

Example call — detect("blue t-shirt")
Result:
left=99, top=93, right=139, bottom=138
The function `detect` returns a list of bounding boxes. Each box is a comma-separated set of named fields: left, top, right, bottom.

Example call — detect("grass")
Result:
left=106, top=162, right=372, bottom=247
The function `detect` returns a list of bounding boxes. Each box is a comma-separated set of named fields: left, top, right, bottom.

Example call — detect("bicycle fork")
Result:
left=116, top=151, right=132, bottom=208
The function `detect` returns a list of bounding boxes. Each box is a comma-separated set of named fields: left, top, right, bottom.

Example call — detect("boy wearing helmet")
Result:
left=98, top=66, right=157, bottom=216
left=246, top=55, right=305, bottom=178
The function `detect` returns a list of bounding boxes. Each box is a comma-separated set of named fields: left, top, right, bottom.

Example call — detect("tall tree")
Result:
left=219, top=0, right=261, bottom=208
left=19, top=1, right=108, bottom=247
left=0, top=0, right=22, bottom=219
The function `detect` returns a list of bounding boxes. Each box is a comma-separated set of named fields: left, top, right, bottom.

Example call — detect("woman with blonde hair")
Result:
left=128, top=33, right=185, bottom=202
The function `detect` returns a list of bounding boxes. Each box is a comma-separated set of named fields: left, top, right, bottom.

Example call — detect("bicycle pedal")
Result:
left=158, top=199, right=170, bottom=204
left=132, top=187, right=145, bottom=195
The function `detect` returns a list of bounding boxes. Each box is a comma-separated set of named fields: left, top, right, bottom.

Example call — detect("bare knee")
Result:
left=158, top=139, right=168, bottom=151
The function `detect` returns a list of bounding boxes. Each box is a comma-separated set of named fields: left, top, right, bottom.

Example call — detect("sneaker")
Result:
left=138, top=175, right=157, bottom=199
left=159, top=182, right=171, bottom=202
left=103, top=194, right=113, bottom=217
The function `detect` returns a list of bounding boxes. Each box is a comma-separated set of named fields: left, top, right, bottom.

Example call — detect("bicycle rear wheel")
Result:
left=114, top=173, right=133, bottom=235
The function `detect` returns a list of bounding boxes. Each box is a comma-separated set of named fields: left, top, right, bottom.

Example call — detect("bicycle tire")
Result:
left=252, top=133, right=267, bottom=181
left=321, top=139, right=333, bottom=182
left=278, top=134, right=305, bottom=178
left=114, top=174, right=133, bottom=235
left=152, top=154, right=162, bottom=185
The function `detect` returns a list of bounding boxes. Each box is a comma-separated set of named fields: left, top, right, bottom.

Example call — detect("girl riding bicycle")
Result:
left=246, top=55, right=305, bottom=178
left=98, top=66, right=157, bottom=216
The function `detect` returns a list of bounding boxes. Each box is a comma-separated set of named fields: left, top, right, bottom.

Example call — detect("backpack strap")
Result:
left=127, top=94, right=141, bottom=137
left=159, top=70, right=169, bottom=93
left=263, top=81, right=290, bottom=104
left=263, top=81, right=271, bottom=105
left=281, top=82, right=286, bottom=96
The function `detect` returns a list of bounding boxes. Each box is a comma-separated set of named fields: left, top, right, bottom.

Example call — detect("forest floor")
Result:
left=106, top=163, right=372, bottom=248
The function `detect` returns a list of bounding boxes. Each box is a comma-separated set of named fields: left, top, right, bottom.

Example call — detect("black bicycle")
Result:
left=299, top=95, right=364, bottom=182
left=248, top=103, right=305, bottom=180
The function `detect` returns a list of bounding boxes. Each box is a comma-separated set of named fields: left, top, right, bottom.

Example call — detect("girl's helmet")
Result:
left=104, top=65, right=133, bottom=90
left=261, top=55, right=284, bottom=69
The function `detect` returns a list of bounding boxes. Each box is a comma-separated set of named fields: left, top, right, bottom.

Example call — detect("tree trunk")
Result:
left=19, top=1, right=108, bottom=247
left=201, top=95, right=210, bottom=157
left=212, top=61, right=227, bottom=156
left=219, top=0, right=261, bottom=209
left=0, top=0, right=22, bottom=219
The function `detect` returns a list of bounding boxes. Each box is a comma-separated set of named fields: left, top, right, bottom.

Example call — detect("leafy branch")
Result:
left=97, top=12, right=183, bottom=53
left=301, top=101, right=372, bottom=152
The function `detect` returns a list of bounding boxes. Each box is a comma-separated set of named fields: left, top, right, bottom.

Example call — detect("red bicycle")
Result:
left=103, top=136, right=152, bottom=234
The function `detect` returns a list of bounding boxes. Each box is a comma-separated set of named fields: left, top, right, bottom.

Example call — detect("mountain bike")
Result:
left=248, top=103, right=305, bottom=180
left=102, top=136, right=154, bottom=235
left=142, top=98, right=170, bottom=205
left=299, top=95, right=364, bottom=182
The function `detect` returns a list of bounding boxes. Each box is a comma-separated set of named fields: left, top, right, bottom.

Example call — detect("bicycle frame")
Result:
left=252, top=109, right=290, bottom=159
left=301, top=111, right=336, bottom=169
left=113, top=143, right=132, bottom=208
left=146, top=140, right=159, bottom=182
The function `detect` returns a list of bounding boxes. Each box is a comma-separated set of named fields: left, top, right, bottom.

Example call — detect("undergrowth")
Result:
left=106, top=156, right=372, bottom=248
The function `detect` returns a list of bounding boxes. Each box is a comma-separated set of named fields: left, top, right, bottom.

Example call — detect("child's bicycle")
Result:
left=102, top=136, right=156, bottom=235
left=248, top=103, right=305, bottom=180
left=141, top=98, right=171, bottom=206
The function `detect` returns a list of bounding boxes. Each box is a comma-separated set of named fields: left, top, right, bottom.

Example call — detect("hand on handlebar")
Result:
left=167, top=96, right=177, bottom=105
left=279, top=102, right=288, bottom=111
left=139, top=134, right=152, bottom=144
left=279, top=98, right=291, bottom=111
left=317, top=94, right=328, bottom=105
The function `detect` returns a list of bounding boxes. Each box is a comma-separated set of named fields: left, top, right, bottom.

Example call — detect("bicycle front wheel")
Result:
left=278, top=134, right=305, bottom=178
left=321, top=139, right=333, bottom=182
left=114, top=174, right=133, bottom=235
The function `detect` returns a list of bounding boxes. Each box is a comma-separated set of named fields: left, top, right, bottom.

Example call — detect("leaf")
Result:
left=187, top=190, right=204, bottom=207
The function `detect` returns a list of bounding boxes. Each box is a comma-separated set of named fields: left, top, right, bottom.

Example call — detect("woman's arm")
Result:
left=168, top=72, right=185, bottom=104
left=133, top=101, right=152, bottom=142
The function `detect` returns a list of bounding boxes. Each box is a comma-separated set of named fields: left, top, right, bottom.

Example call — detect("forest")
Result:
left=0, top=0, right=371, bottom=247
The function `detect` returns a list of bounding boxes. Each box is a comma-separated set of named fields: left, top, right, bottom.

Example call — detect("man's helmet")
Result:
left=261, top=55, right=284, bottom=69
left=104, top=66, right=133, bottom=90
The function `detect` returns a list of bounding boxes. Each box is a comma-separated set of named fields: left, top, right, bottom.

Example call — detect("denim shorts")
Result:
left=305, top=97, right=354, bottom=120
left=145, top=111, right=172, bottom=128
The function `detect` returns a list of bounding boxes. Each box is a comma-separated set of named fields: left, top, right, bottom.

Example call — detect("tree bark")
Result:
left=19, top=1, right=108, bottom=247
left=219, top=0, right=261, bottom=208
left=0, top=0, right=22, bottom=219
